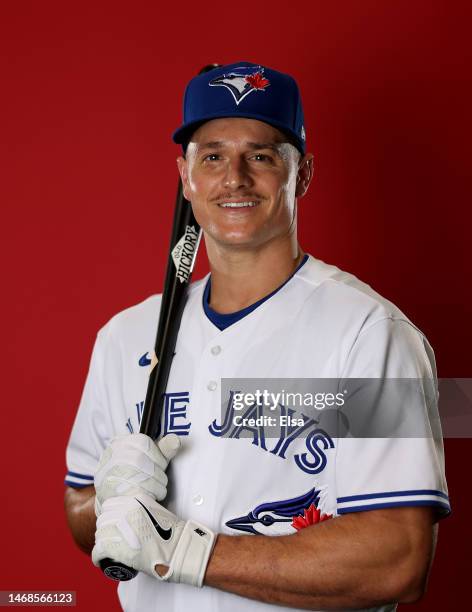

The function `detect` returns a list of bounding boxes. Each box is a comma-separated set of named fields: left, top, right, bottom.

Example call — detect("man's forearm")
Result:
left=64, top=485, right=96, bottom=555
left=204, top=507, right=435, bottom=610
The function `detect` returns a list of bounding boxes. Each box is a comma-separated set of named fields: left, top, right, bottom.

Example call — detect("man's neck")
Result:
left=206, top=238, right=304, bottom=314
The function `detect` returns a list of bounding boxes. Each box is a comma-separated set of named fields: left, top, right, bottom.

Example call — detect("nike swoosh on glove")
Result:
left=94, top=433, right=181, bottom=515
left=92, top=494, right=216, bottom=587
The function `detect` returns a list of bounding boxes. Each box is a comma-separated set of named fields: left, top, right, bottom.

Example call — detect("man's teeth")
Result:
left=219, top=202, right=257, bottom=208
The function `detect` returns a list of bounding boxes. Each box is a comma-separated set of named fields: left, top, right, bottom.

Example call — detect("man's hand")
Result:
left=92, top=494, right=216, bottom=587
left=94, top=433, right=181, bottom=515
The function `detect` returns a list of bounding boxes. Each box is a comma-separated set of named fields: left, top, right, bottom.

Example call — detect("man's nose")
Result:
left=223, top=156, right=254, bottom=190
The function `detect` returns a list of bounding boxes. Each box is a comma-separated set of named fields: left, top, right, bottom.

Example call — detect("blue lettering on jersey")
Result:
left=208, top=391, right=238, bottom=436
left=163, top=392, right=191, bottom=436
left=270, top=404, right=318, bottom=459
left=126, top=391, right=334, bottom=476
left=294, top=429, right=335, bottom=474
left=126, top=394, right=191, bottom=437
left=229, top=401, right=267, bottom=450
left=136, top=401, right=144, bottom=425
left=209, top=393, right=334, bottom=475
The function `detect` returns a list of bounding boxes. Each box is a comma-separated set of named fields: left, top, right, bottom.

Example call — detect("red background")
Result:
left=1, top=1, right=470, bottom=609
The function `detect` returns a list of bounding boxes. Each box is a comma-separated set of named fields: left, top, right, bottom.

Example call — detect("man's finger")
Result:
left=157, top=434, right=182, bottom=462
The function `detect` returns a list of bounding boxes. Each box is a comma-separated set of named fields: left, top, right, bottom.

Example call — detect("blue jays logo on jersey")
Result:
left=226, top=487, right=332, bottom=536
left=209, top=65, right=270, bottom=106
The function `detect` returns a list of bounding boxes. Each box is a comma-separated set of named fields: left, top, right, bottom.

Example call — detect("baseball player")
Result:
left=64, top=62, right=450, bottom=611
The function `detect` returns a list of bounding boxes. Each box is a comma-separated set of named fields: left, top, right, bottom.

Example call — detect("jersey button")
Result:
left=211, top=345, right=221, bottom=356
left=192, top=494, right=204, bottom=506
left=207, top=380, right=217, bottom=391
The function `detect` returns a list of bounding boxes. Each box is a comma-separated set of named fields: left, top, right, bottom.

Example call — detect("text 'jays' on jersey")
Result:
left=65, top=254, right=450, bottom=612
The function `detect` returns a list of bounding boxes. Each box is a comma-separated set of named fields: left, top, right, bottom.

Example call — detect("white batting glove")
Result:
left=92, top=494, right=216, bottom=587
left=94, top=433, right=181, bottom=515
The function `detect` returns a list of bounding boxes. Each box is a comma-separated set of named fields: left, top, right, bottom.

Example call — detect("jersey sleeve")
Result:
left=65, top=325, right=113, bottom=488
left=335, top=316, right=450, bottom=519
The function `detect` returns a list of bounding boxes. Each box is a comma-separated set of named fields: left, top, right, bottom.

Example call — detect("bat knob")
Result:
left=99, top=558, right=138, bottom=581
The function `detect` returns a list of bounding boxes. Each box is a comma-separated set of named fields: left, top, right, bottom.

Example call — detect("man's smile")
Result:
left=218, top=201, right=259, bottom=208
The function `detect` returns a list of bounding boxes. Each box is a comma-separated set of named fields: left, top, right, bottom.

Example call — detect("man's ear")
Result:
left=295, top=154, right=314, bottom=198
left=176, top=156, right=190, bottom=201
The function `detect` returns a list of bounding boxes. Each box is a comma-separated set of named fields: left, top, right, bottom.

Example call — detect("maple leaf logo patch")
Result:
left=292, top=504, right=333, bottom=531
left=245, top=72, right=270, bottom=90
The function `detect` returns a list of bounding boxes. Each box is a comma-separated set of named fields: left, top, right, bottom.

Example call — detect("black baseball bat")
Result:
left=99, top=63, right=220, bottom=582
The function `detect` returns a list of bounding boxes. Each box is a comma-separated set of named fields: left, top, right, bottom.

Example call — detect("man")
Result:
left=64, top=62, right=449, bottom=611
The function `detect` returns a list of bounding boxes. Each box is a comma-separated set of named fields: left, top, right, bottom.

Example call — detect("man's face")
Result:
left=177, top=118, right=313, bottom=250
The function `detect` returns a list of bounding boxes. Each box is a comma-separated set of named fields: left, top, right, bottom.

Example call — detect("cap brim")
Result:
left=172, top=111, right=305, bottom=154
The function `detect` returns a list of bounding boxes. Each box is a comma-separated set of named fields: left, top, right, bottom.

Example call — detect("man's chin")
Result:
left=211, top=232, right=268, bottom=250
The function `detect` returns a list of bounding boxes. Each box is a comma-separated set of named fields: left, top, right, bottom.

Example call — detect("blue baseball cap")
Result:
left=172, top=61, right=306, bottom=154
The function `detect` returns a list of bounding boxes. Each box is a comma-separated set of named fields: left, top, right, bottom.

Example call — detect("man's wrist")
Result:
left=156, top=532, right=219, bottom=582
left=168, top=520, right=217, bottom=587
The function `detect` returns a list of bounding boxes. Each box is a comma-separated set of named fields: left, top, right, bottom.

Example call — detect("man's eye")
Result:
left=252, top=154, right=272, bottom=162
left=204, top=154, right=220, bottom=161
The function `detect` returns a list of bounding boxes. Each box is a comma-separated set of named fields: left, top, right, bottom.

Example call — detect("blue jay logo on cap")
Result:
left=209, top=65, right=270, bottom=106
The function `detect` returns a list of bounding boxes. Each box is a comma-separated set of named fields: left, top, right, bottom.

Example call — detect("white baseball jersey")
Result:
left=65, top=254, right=450, bottom=612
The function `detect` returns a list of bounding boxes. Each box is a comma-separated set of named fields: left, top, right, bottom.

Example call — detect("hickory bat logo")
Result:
left=171, top=225, right=200, bottom=283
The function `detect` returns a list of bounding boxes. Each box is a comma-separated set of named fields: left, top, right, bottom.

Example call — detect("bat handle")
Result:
left=99, top=558, right=138, bottom=581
